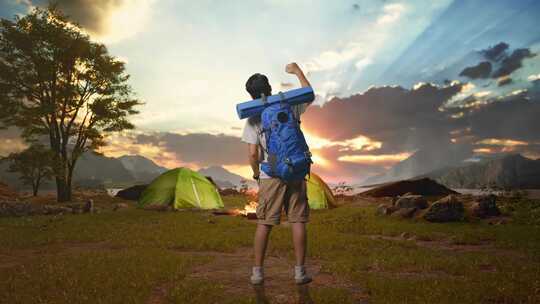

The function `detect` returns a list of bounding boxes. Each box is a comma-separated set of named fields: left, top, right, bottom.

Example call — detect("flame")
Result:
left=231, top=201, right=258, bottom=216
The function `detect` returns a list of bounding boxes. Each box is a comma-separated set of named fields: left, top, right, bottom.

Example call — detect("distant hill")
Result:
left=73, top=152, right=136, bottom=186
left=0, top=152, right=168, bottom=190
left=197, top=166, right=254, bottom=189
left=118, top=155, right=168, bottom=182
left=422, top=154, right=540, bottom=189
left=362, top=145, right=472, bottom=185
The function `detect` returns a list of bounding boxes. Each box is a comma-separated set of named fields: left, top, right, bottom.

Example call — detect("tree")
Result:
left=0, top=5, right=142, bottom=202
left=2, top=144, right=54, bottom=196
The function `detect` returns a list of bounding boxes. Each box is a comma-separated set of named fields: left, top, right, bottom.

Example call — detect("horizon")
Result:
left=1, top=0, right=540, bottom=184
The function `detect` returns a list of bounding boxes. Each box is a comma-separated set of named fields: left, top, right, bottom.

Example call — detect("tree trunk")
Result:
left=56, top=161, right=71, bottom=202
left=56, top=176, right=70, bottom=202
left=33, top=175, right=41, bottom=197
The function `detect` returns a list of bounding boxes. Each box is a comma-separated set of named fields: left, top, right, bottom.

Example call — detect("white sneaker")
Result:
left=250, top=266, right=264, bottom=285
left=294, top=265, right=312, bottom=285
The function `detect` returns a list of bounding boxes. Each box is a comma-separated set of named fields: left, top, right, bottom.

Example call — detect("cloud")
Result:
left=481, top=42, right=509, bottom=61
left=302, top=82, right=464, bottom=153
left=497, top=76, right=512, bottom=87
left=28, top=0, right=155, bottom=43
left=492, top=48, right=536, bottom=78
left=463, top=91, right=540, bottom=143
left=458, top=43, right=535, bottom=82
left=376, top=3, right=405, bottom=25
left=338, top=152, right=413, bottom=165
left=134, top=132, right=246, bottom=167
left=528, top=74, right=540, bottom=82
left=303, top=2, right=404, bottom=75
left=459, top=61, right=492, bottom=79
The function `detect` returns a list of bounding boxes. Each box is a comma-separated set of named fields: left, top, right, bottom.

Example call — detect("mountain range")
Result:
left=423, top=154, right=540, bottom=189
left=0, top=152, right=168, bottom=190
left=0, top=151, right=253, bottom=191
left=363, top=153, right=540, bottom=189
left=362, top=144, right=473, bottom=186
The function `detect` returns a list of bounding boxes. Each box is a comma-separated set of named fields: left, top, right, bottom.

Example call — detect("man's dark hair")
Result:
left=246, top=73, right=272, bottom=99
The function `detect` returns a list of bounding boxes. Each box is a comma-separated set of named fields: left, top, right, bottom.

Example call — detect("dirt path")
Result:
left=158, top=247, right=369, bottom=304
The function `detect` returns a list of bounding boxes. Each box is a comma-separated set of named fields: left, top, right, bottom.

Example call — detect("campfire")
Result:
left=232, top=201, right=258, bottom=219
left=213, top=201, right=258, bottom=219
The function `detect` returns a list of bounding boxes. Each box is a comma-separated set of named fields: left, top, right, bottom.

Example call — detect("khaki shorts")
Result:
left=256, top=178, right=309, bottom=226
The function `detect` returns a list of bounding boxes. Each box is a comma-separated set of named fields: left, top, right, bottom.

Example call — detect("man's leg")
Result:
left=251, top=178, right=285, bottom=284
left=291, top=222, right=307, bottom=266
left=286, top=180, right=311, bottom=284
left=254, top=224, right=272, bottom=267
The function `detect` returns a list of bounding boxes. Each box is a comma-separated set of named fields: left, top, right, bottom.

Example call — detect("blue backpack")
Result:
left=260, top=92, right=312, bottom=181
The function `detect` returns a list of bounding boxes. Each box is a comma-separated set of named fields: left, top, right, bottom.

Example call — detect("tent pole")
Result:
left=191, top=178, right=202, bottom=208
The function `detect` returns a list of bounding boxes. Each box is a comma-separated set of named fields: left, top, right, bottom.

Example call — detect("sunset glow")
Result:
left=478, top=139, right=529, bottom=146
left=337, top=152, right=412, bottom=164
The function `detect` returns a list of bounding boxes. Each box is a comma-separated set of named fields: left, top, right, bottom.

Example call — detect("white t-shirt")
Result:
left=241, top=103, right=310, bottom=179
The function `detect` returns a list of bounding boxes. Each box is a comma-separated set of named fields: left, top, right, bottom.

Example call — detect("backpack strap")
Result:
left=278, top=91, right=286, bottom=108
left=261, top=93, right=268, bottom=105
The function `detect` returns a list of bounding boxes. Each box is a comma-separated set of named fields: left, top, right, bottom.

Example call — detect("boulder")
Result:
left=376, top=204, right=397, bottom=216
left=470, top=195, right=500, bottom=218
left=42, top=205, right=72, bottom=215
left=391, top=207, right=417, bottom=219
left=0, top=201, right=32, bottom=217
left=423, top=195, right=464, bottom=222
left=83, top=199, right=94, bottom=213
left=395, top=195, right=428, bottom=209
left=66, top=203, right=86, bottom=214
left=361, top=178, right=458, bottom=197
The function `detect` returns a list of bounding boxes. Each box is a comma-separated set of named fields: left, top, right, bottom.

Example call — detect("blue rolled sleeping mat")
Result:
left=236, top=87, right=315, bottom=119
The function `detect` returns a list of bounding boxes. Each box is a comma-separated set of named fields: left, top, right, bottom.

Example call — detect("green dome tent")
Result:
left=138, top=168, right=224, bottom=209
left=307, top=173, right=336, bottom=209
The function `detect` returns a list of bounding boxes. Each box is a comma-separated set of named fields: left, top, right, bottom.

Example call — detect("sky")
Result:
left=1, top=0, right=540, bottom=184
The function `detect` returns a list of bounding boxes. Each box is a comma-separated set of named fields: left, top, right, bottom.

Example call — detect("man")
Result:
left=241, top=62, right=313, bottom=285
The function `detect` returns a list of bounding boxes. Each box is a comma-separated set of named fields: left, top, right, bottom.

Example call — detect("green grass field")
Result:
left=1, top=193, right=539, bottom=303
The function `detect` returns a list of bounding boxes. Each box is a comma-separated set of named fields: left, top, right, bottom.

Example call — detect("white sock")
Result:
left=294, top=265, right=307, bottom=278
left=252, top=266, right=264, bottom=278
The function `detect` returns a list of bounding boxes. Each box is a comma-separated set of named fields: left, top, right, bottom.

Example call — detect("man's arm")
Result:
left=248, top=143, right=260, bottom=180
left=286, top=62, right=311, bottom=88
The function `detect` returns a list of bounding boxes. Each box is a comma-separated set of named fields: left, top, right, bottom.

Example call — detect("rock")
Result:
left=376, top=204, right=397, bottom=216
left=0, top=201, right=32, bottom=217
left=470, top=195, right=500, bottom=218
left=400, top=232, right=411, bottom=239
left=395, top=195, right=428, bottom=209
left=361, top=178, right=458, bottom=197
left=83, top=199, right=94, bottom=213
left=113, top=203, right=130, bottom=211
left=42, top=205, right=72, bottom=215
left=423, top=195, right=464, bottom=222
left=391, top=207, right=417, bottom=219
